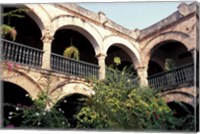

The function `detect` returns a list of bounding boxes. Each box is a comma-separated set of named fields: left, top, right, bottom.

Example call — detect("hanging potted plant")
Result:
left=0, top=8, right=29, bottom=41
left=113, top=56, right=121, bottom=66
left=63, top=45, right=80, bottom=60
left=63, top=39, right=80, bottom=60
left=0, top=25, right=17, bottom=41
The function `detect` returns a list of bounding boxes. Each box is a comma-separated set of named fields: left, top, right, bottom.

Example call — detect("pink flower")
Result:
left=5, top=61, right=13, bottom=72
left=16, top=103, right=22, bottom=107
left=6, top=124, right=14, bottom=128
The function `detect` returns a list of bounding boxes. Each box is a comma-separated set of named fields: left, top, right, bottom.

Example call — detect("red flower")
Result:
left=155, top=114, right=159, bottom=120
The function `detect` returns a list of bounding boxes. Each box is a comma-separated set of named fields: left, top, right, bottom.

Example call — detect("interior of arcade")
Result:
left=147, top=40, right=193, bottom=76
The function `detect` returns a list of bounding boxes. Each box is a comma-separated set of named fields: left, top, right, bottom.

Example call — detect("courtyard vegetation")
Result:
left=2, top=66, right=195, bottom=131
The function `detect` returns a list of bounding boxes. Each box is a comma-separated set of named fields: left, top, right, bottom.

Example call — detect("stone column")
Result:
left=96, top=53, right=107, bottom=80
left=189, top=48, right=196, bottom=61
left=41, top=28, right=54, bottom=70
left=136, top=66, right=148, bottom=86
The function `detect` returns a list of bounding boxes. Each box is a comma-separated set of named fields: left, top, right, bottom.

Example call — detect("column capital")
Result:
left=135, top=65, right=148, bottom=71
left=96, top=53, right=107, bottom=59
left=41, top=34, right=54, bottom=43
left=41, top=27, right=54, bottom=43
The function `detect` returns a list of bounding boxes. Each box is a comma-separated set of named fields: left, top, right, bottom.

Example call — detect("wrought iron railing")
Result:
left=51, top=53, right=100, bottom=78
left=148, top=63, right=194, bottom=90
left=1, top=39, right=43, bottom=68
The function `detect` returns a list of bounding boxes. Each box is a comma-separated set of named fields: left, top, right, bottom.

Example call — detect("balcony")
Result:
left=51, top=53, right=99, bottom=78
left=147, top=63, right=194, bottom=90
left=0, top=39, right=195, bottom=88
left=1, top=39, right=43, bottom=68
left=0, top=39, right=99, bottom=78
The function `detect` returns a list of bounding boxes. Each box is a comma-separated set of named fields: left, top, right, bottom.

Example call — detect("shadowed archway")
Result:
left=3, top=81, right=33, bottom=127
left=55, top=93, right=89, bottom=127
left=3, top=7, right=43, bottom=50
left=52, top=28, right=98, bottom=65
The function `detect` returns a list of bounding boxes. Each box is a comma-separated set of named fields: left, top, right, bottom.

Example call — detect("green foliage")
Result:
left=0, top=24, right=17, bottom=41
left=1, top=8, right=29, bottom=18
left=75, top=67, right=194, bottom=131
left=63, top=45, right=80, bottom=60
left=0, top=8, right=29, bottom=41
left=3, top=88, right=70, bottom=129
left=3, top=65, right=194, bottom=130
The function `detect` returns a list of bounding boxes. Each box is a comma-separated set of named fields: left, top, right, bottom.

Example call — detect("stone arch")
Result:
left=161, top=87, right=195, bottom=107
left=2, top=70, right=42, bottom=100
left=103, top=35, right=141, bottom=68
left=143, top=31, right=191, bottom=65
left=13, top=4, right=50, bottom=33
left=51, top=16, right=102, bottom=55
left=49, top=81, right=94, bottom=106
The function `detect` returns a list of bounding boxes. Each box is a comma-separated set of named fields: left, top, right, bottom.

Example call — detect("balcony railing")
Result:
left=51, top=53, right=100, bottom=78
left=1, top=39, right=43, bottom=68
left=148, top=63, right=194, bottom=90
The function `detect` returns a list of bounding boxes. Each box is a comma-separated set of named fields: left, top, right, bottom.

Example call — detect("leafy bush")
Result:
left=74, top=67, right=194, bottom=131
left=3, top=90, right=70, bottom=129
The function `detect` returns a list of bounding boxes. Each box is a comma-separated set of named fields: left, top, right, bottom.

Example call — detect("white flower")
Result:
left=62, top=122, right=65, bottom=125
left=37, top=122, right=41, bottom=125
left=9, top=112, right=13, bottom=115
left=58, top=108, right=62, bottom=111
left=62, top=111, right=64, bottom=114
left=42, top=112, right=46, bottom=116
left=63, top=100, right=67, bottom=103
left=25, top=94, right=29, bottom=97
left=8, top=116, right=12, bottom=119
left=35, top=113, right=40, bottom=116
left=16, top=107, right=19, bottom=111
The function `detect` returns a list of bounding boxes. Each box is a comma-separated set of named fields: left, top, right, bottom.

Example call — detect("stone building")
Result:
left=0, top=2, right=198, bottom=124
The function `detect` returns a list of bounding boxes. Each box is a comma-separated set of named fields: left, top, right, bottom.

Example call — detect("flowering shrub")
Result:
left=74, top=67, right=195, bottom=131
left=0, top=61, right=21, bottom=81
left=3, top=90, right=70, bottom=129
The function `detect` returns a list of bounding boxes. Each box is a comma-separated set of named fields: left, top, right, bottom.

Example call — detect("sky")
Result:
left=78, top=1, right=193, bottom=30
